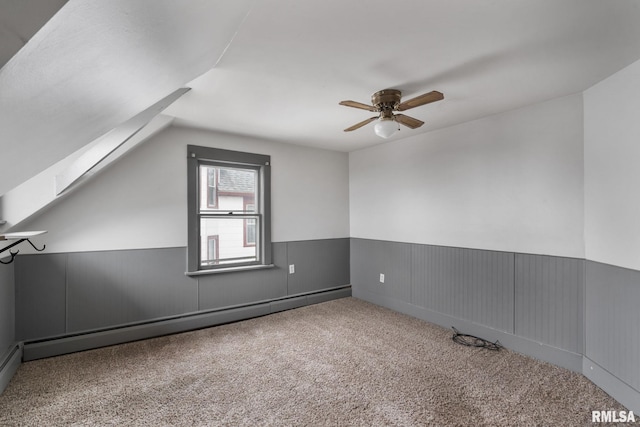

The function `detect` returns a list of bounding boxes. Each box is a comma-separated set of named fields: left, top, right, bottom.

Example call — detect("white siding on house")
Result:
left=200, top=196, right=257, bottom=265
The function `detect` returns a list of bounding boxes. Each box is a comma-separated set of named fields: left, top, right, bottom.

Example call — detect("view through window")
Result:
left=187, top=146, right=271, bottom=273
left=199, top=165, right=259, bottom=266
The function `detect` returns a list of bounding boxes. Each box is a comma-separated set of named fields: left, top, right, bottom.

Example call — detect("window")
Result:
left=206, top=235, right=219, bottom=266
left=206, top=167, right=217, bottom=208
left=187, top=145, right=271, bottom=273
left=244, top=202, right=256, bottom=247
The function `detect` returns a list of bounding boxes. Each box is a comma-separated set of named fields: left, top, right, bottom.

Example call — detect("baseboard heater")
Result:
left=23, top=285, right=352, bottom=362
left=0, top=343, right=22, bottom=394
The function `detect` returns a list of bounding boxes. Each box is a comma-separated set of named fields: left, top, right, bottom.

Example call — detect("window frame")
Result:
left=187, top=145, right=271, bottom=275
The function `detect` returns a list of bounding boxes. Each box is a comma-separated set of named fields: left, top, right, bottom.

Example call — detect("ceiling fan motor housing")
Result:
left=372, top=89, right=402, bottom=112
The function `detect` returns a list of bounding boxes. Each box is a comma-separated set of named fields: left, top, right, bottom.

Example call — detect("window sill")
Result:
left=185, top=264, right=275, bottom=277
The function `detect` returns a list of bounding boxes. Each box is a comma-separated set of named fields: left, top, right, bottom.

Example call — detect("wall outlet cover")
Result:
left=289, top=264, right=295, bottom=274
left=379, top=273, right=385, bottom=283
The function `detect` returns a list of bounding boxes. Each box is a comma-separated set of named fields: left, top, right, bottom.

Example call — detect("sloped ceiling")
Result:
left=3, top=0, right=640, bottom=197
left=0, top=0, right=254, bottom=196
left=0, top=0, right=67, bottom=68
left=167, top=0, right=640, bottom=152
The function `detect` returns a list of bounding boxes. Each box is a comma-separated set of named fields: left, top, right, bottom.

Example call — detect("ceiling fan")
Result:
left=339, top=89, right=444, bottom=138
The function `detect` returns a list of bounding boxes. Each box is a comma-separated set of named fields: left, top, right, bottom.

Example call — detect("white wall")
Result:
left=350, top=94, right=585, bottom=258
left=20, top=126, right=350, bottom=253
left=584, top=57, right=640, bottom=271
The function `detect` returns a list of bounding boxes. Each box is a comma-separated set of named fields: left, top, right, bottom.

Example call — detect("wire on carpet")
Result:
left=451, top=327, right=502, bottom=351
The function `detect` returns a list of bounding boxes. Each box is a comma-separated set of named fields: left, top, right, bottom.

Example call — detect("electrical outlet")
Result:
left=289, top=264, right=295, bottom=274
left=379, top=273, right=385, bottom=283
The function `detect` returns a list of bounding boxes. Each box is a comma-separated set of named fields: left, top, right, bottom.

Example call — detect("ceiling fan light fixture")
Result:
left=340, top=89, right=442, bottom=136
left=374, top=117, right=399, bottom=139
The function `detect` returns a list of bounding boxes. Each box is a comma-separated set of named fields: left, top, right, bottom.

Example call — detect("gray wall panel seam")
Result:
left=65, top=253, right=68, bottom=334
left=582, top=260, right=586, bottom=355
left=513, top=252, right=516, bottom=335
left=410, top=243, right=414, bottom=305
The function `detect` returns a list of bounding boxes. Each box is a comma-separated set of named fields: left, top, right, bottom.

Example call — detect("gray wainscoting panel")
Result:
left=67, top=248, right=198, bottom=333
left=0, top=344, right=21, bottom=395
left=411, top=245, right=514, bottom=332
left=198, top=242, right=288, bottom=310
left=15, top=253, right=67, bottom=341
left=585, top=261, right=640, bottom=392
left=515, top=254, right=584, bottom=353
left=287, top=238, right=350, bottom=295
left=350, top=238, right=412, bottom=303
left=0, top=262, right=15, bottom=354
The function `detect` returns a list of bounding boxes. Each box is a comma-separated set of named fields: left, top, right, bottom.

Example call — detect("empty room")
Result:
left=1, top=1, right=640, bottom=425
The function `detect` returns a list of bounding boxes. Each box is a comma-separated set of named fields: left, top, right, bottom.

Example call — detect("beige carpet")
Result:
left=0, top=297, right=625, bottom=426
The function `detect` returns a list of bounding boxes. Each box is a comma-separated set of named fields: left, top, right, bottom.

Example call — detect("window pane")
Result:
left=200, top=217, right=259, bottom=266
left=200, top=165, right=257, bottom=213
left=207, top=168, right=217, bottom=207
left=205, top=236, right=218, bottom=266
left=246, top=218, right=256, bottom=245
left=199, top=165, right=218, bottom=208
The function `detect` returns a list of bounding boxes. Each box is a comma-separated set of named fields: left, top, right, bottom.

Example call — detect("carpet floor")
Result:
left=0, top=297, right=626, bottom=426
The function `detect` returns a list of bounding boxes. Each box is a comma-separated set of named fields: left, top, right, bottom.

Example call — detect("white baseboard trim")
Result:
left=0, top=343, right=22, bottom=395
left=583, top=357, right=640, bottom=414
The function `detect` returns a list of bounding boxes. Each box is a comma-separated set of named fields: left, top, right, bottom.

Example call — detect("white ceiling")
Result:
left=0, top=0, right=67, bottom=67
left=0, top=0, right=254, bottom=196
left=2, top=0, right=640, bottom=196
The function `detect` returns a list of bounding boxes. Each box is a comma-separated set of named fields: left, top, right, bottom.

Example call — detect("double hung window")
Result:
left=187, top=145, right=271, bottom=273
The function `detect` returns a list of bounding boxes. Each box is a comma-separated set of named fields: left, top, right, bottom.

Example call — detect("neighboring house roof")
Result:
left=218, top=168, right=255, bottom=194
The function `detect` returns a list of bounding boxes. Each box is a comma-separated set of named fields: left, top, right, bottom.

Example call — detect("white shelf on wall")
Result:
left=0, top=230, right=47, bottom=241
left=0, top=230, right=47, bottom=264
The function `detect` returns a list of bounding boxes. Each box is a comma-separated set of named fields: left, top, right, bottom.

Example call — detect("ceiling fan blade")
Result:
left=339, top=100, right=378, bottom=112
left=395, top=114, right=424, bottom=129
left=344, top=116, right=378, bottom=132
left=396, top=91, right=444, bottom=111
